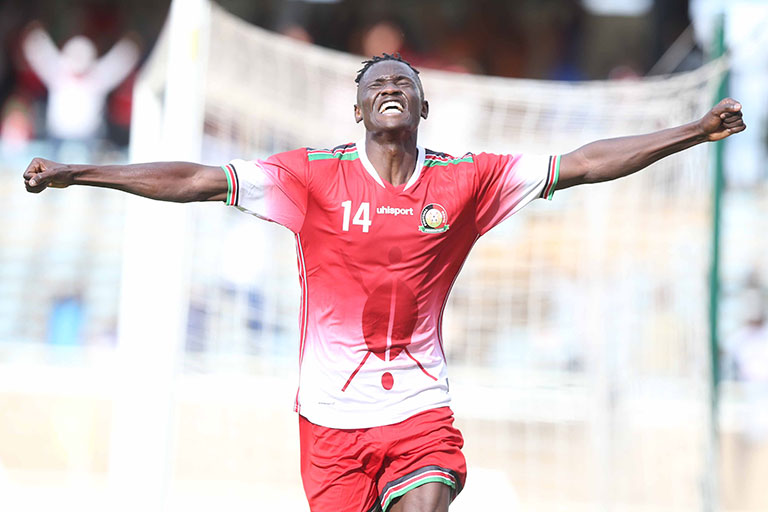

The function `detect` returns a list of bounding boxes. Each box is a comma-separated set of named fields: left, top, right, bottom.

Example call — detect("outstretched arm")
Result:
left=555, top=98, right=746, bottom=191
left=23, top=158, right=228, bottom=203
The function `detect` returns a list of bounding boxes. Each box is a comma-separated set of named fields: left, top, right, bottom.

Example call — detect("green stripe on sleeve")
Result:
left=547, top=155, right=560, bottom=201
left=222, top=165, right=234, bottom=205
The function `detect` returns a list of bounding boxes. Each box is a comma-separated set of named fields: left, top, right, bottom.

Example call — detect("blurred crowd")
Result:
left=0, top=0, right=168, bottom=156
left=0, top=0, right=698, bottom=158
left=237, top=0, right=695, bottom=80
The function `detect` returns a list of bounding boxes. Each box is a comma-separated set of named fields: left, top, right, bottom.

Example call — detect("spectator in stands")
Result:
left=278, top=23, right=314, bottom=45
left=21, top=22, right=139, bottom=159
left=0, top=94, right=34, bottom=153
left=360, top=20, right=408, bottom=60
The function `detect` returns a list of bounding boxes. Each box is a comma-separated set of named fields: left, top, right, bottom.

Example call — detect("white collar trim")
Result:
left=356, top=138, right=425, bottom=191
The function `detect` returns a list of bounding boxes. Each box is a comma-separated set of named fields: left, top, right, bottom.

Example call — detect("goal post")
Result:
left=110, top=1, right=210, bottom=510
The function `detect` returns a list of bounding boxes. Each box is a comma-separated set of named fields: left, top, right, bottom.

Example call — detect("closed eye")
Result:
left=367, top=76, right=414, bottom=88
left=368, top=78, right=387, bottom=87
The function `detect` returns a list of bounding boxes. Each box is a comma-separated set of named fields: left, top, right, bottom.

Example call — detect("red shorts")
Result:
left=299, top=407, right=467, bottom=512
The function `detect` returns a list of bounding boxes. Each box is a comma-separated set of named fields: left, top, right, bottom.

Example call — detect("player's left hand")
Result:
left=698, top=98, right=746, bottom=142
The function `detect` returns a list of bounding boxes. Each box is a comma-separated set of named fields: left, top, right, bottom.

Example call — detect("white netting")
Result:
left=131, top=3, right=729, bottom=510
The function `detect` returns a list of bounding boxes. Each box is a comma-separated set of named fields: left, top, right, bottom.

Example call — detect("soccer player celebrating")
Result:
left=23, top=54, right=745, bottom=512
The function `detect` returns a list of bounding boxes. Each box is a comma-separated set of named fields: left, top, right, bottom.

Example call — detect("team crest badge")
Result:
left=419, top=203, right=450, bottom=233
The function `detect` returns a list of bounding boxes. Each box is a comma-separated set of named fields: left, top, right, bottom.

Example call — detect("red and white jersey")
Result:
left=223, top=139, right=560, bottom=428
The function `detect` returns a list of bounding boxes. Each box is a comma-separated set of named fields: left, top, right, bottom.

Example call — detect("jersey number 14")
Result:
left=341, top=201, right=372, bottom=233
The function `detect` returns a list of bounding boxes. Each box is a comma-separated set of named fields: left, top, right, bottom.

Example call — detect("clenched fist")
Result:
left=698, top=98, right=746, bottom=142
left=23, top=158, right=73, bottom=193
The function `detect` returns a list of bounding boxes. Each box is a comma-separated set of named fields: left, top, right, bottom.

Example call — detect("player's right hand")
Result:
left=23, top=157, right=72, bottom=193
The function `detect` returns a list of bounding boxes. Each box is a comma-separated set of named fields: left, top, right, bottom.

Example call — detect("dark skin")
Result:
left=353, top=60, right=429, bottom=186
left=22, top=59, right=746, bottom=512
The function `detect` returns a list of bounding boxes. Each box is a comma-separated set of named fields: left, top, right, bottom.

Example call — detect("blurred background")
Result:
left=1, top=0, right=767, bottom=511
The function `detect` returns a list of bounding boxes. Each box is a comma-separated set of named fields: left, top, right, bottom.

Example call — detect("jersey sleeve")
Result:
left=221, top=148, right=309, bottom=233
left=473, top=152, right=560, bottom=235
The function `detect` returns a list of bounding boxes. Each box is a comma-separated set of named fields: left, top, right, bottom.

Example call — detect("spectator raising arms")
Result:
left=21, top=22, right=139, bottom=148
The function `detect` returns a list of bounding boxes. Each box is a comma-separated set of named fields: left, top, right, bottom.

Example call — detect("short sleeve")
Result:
left=221, top=148, right=309, bottom=233
left=473, top=152, right=560, bottom=235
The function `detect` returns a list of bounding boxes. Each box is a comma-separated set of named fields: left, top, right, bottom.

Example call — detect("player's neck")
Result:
left=364, top=132, right=419, bottom=187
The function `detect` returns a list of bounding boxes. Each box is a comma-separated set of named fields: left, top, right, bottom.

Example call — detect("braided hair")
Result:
left=355, top=53, right=421, bottom=86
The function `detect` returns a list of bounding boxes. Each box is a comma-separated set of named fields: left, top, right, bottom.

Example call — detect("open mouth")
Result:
left=378, top=100, right=405, bottom=114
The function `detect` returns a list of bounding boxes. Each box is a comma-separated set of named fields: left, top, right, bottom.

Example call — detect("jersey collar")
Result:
left=356, top=138, right=425, bottom=191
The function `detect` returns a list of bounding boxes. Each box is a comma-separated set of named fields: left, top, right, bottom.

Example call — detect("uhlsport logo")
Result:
left=419, top=203, right=449, bottom=233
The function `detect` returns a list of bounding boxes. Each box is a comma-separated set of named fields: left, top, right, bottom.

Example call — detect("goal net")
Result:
left=127, top=2, right=727, bottom=510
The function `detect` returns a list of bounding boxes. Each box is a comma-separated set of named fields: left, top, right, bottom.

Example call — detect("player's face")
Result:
left=354, top=61, right=428, bottom=134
